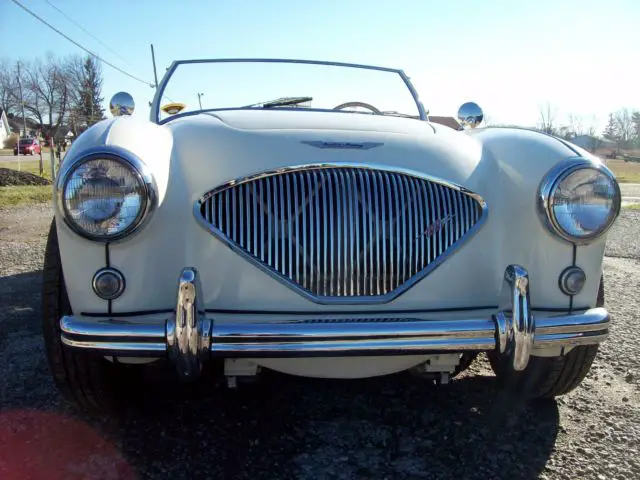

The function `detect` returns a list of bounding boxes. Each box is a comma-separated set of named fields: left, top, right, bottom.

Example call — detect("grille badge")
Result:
left=301, top=141, right=384, bottom=150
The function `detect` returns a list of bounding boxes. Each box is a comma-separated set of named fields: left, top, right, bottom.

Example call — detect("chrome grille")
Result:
left=198, top=166, right=485, bottom=303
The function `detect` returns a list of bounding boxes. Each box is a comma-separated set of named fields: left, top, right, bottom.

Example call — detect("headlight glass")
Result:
left=63, top=158, right=147, bottom=239
left=547, top=165, right=619, bottom=241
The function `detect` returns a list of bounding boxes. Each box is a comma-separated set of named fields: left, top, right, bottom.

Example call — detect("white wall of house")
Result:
left=0, top=112, right=9, bottom=146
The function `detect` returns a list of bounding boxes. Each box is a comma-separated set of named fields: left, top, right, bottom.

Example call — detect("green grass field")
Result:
left=0, top=185, right=52, bottom=207
left=0, top=160, right=54, bottom=207
left=0, top=160, right=54, bottom=180
left=606, top=160, right=640, bottom=183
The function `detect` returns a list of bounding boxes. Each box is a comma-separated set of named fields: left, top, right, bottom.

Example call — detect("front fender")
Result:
left=464, top=126, right=609, bottom=310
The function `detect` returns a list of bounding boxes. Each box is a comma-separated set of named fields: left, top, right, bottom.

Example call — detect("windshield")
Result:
left=154, top=59, right=424, bottom=123
left=19, top=139, right=34, bottom=145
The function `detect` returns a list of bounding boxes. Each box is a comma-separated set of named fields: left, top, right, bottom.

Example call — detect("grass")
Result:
left=0, top=160, right=54, bottom=207
left=624, top=203, right=640, bottom=210
left=605, top=159, right=640, bottom=183
left=0, top=160, right=54, bottom=180
left=0, top=185, right=52, bottom=207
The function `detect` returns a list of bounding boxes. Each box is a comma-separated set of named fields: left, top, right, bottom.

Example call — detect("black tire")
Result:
left=488, top=276, right=605, bottom=399
left=42, top=219, right=134, bottom=413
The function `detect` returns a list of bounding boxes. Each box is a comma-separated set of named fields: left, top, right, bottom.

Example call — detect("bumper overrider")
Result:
left=60, top=265, right=610, bottom=381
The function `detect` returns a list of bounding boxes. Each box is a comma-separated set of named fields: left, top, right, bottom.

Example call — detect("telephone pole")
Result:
left=16, top=61, right=28, bottom=172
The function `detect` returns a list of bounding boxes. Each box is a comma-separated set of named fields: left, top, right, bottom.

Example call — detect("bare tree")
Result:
left=538, top=102, right=557, bottom=135
left=0, top=59, right=19, bottom=115
left=23, top=54, right=71, bottom=139
left=614, top=108, right=634, bottom=148
left=585, top=114, right=600, bottom=138
left=567, top=113, right=585, bottom=137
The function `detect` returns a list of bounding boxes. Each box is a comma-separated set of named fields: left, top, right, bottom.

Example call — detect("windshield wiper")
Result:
left=261, top=96, right=313, bottom=108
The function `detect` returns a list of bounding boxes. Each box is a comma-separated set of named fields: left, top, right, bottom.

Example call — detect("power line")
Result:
left=9, top=0, right=154, bottom=88
left=44, top=0, right=133, bottom=68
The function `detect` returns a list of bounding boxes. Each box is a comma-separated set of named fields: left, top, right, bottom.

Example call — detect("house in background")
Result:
left=428, top=116, right=462, bottom=130
left=6, top=114, right=40, bottom=138
left=0, top=108, right=11, bottom=147
left=567, top=135, right=616, bottom=153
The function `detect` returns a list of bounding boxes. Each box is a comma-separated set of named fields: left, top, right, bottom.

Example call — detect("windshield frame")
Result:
left=150, top=58, right=428, bottom=124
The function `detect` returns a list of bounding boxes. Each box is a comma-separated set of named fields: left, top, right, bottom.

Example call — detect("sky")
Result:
left=1, top=0, right=638, bottom=131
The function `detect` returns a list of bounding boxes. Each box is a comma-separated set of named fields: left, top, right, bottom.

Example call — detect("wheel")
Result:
left=488, top=276, right=605, bottom=399
left=41, top=219, right=139, bottom=413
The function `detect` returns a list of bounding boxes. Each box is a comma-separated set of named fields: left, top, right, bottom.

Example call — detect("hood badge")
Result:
left=416, top=214, right=457, bottom=239
left=301, top=141, right=384, bottom=150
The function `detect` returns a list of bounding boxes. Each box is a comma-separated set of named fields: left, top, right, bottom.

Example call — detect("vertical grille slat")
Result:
left=201, top=167, right=484, bottom=301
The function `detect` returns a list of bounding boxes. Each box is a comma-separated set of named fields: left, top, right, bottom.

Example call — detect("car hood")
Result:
left=204, top=109, right=437, bottom=135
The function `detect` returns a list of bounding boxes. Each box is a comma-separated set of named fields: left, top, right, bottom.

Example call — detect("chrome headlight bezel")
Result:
left=538, top=157, right=621, bottom=245
left=55, top=146, right=158, bottom=242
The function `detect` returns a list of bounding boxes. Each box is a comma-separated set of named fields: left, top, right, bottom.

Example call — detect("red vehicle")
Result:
left=13, top=137, right=42, bottom=155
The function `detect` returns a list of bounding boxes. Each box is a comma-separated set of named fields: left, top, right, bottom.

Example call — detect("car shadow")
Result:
left=98, top=365, right=559, bottom=479
left=0, top=269, right=559, bottom=479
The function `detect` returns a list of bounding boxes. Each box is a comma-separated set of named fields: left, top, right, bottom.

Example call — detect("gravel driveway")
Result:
left=1, top=205, right=638, bottom=480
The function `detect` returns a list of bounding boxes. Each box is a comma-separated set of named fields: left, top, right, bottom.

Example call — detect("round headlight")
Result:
left=59, top=150, right=156, bottom=241
left=540, top=159, right=621, bottom=244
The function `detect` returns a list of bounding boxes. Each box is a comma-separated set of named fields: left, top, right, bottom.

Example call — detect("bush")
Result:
left=3, top=133, right=19, bottom=150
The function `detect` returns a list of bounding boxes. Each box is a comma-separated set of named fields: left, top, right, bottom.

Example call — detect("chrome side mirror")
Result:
left=457, top=102, right=483, bottom=129
left=110, top=92, right=135, bottom=117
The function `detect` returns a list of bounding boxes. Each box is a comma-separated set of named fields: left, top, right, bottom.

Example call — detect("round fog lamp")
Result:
left=559, top=266, right=586, bottom=296
left=92, top=268, right=125, bottom=300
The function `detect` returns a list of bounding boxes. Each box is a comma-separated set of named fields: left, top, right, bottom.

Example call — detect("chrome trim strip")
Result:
left=211, top=338, right=496, bottom=356
left=61, top=316, right=166, bottom=338
left=213, top=318, right=495, bottom=339
left=194, top=163, right=488, bottom=305
left=537, top=156, right=622, bottom=245
left=55, top=145, right=158, bottom=243
left=61, top=338, right=167, bottom=354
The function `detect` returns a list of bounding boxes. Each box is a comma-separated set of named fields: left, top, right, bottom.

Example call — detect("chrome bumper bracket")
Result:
left=166, top=268, right=212, bottom=381
left=59, top=264, right=610, bottom=380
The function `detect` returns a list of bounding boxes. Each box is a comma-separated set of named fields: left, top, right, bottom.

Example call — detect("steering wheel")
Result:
left=332, top=101, right=381, bottom=114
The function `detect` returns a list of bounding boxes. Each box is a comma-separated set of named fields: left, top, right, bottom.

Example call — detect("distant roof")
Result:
left=7, top=116, right=40, bottom=133
left=429, top=116, right=461, bottom=130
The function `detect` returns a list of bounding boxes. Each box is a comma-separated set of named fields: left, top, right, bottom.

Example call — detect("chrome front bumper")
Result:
left=60, top=265, right=610, bottom=381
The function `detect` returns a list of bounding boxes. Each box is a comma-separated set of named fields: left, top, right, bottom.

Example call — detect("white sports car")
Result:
left=43, top=58, right=621, bottom=412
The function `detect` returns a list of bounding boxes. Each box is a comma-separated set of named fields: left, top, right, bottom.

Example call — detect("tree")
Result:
left=603, top=113, right=620, bottom=155
left=632, top=110, right=640, bottom=146
left=0, top=59, right=19, bottom=116
left=538, top=102, right=557, bottom=135
left=567, top=113, right=585, bottom=138
left=603, top=113, right=619, bottom=140
left=23, top=54, right=70, bottom=139
left=68, top=55, right=105, bottom=133
left=614, top=108, right=634, bottom=148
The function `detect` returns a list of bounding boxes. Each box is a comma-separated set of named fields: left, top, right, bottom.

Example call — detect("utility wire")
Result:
left=9, top=0, right=154, bottom=87
left=44, top=0, right=133, bottom=68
